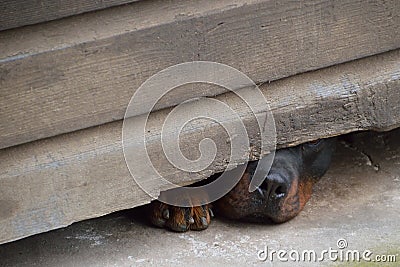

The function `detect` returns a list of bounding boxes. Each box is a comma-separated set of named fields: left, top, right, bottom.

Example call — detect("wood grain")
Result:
left=1, top=0, right=399, bottom=149
left=1, top=50, right=399, bottom=244
left=0, top=0, right=140, bottom=31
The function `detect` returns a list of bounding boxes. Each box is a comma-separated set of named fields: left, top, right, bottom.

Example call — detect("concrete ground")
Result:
left=0, top=130, right=399, bottom=267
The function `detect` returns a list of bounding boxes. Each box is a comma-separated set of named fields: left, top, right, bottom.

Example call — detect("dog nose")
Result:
left=260, top=173, right=288, bottom=200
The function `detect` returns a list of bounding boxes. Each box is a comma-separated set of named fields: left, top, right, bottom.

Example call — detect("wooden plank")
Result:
left=1, top=50, right=399, bottom=244
left=1, top=0, right=399, bottom=149
left=0, top=0, right=141, bottom=31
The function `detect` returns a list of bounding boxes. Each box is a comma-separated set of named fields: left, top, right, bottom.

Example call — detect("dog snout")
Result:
left=260, top=173, right=289, bottom=200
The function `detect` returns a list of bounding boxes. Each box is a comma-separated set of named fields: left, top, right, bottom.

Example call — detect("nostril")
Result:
left=273, top=185, right=287, bottom=198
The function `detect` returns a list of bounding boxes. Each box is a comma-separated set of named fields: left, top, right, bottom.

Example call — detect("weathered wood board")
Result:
left=1, top=0, right=399, bottom=149
left=1, top=50, right=399, bottom=244
left=0, top=0, right=141, bottom=31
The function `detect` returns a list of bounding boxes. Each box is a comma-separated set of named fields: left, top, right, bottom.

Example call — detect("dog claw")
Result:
left=200, top=217, right=208, bottom=227
left=162, top=209, right=170, bottom=219
left=208, top=208, right=214, bottom=218
left=178, top=224, right=188, bottom=231
left=188, top=217, right=195, bottom=224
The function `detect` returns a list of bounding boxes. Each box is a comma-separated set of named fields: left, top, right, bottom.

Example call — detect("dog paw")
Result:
left=149, top=201, right=213, bottom=232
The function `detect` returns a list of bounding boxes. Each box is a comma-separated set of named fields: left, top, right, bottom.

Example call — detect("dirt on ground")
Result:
left=0, top=129, right=399, bottom=267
